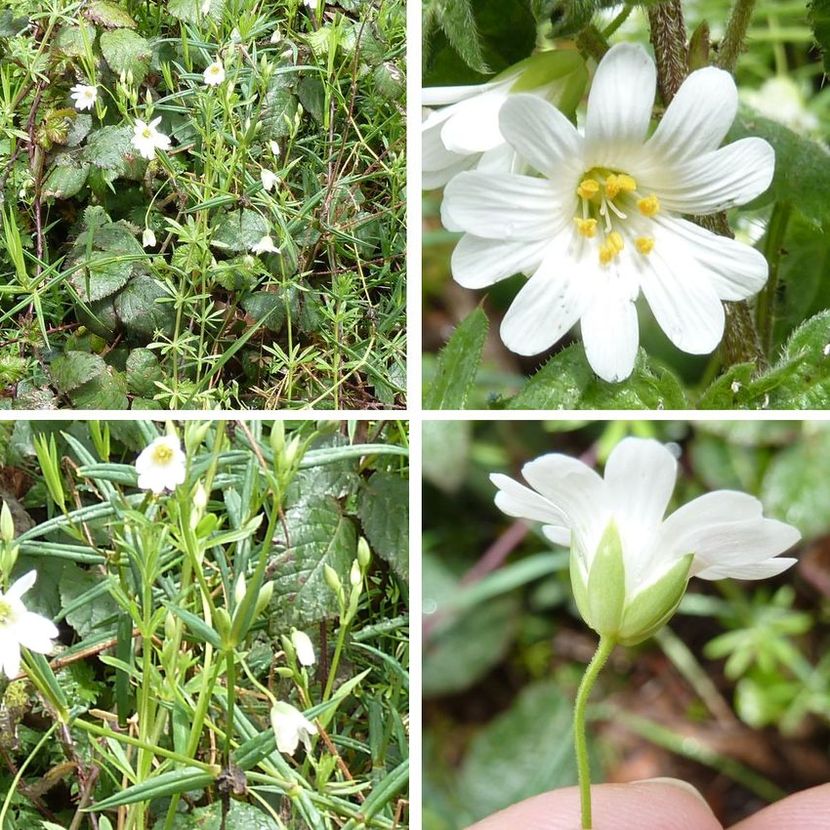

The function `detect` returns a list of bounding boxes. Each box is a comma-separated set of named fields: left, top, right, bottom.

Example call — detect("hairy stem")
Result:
left=574, top=636, right=616, bottom=830
left=718, top=0, right=757, bottom=72
left=757, top=202, right=791, bottom=356
left=575, top=24, right=610, bottom=63
left=648, top=0, right=687, bottom=105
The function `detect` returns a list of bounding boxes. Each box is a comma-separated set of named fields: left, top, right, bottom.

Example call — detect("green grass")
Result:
left=0, top=0, right=405, bottom=409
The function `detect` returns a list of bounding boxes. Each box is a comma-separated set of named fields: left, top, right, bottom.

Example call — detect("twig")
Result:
left=648, top=0, right=688, bottom=105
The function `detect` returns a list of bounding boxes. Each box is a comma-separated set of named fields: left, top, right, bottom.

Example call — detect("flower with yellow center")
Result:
left=0, top=571, right=59, bottom=679
left=442, top=43, right=775, bottom=382
left=131, top=117, right=172, bottom=161
left=135, top=436, right=186, bottom=494
left=203, top=60, right=225, bottom=87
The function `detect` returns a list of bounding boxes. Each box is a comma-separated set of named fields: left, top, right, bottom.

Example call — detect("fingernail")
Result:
left=633, top=777, right=713, bottom=810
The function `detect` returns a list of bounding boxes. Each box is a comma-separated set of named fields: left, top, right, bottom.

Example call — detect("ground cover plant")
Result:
left=422, top=0, right=830, bottom=410
left=422, top=420, right=830, bottom=827
left=0, top=0, right=405, bottom=410
left=0, top=418, right=409, bottom=828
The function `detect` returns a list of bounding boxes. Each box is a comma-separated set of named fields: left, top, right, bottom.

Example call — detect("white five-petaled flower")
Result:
left=270, top=701, right=318, bottom=755
left=492, top=437, right=800, bottom=645
left=443, top=43, right=775, bottom=383
left=0, top=571, right=59, bottom=679
left=203, top=60, right=225, bottom=87
left=132, top=117, right=172, bottom=161
left=251, top=234, right=280, bottom=255
left=135, top=436, right=186, bottom=494
left=422, top=51, right=586, bottom=190
left=291, top=630, right=316, bottom=666
left=260, top=168, right=279, bottom=191
left=70, top=84, right=98, bottom=112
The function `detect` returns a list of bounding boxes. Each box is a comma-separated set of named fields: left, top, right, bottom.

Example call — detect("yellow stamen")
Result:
left=574, top=218, right=598, bottom=238
left=636, top=236, right=655, bottom=255
left=616, top=174, right=637, bottom=193
left=604, top=174, right=620, bottom=200
left=637, top=195, right=660, bottom=217
left=577, top=178, right=600, bottom=199
left=598, top=242, right=616, bottom=265
left=608, top=231, right=624, bottom=253
left=152, top=445, right=174, bottom=464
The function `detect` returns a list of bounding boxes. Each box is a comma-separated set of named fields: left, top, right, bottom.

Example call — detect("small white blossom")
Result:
left=270, top=29, right=282, bottom=44
left=70, top=84, right=98, bottom=112
left=131, top=117, right=171, bottom=161
left=823, top=343, right=830, bottom=356
left=442, top=43, right=775, bottom=382
left=251, top=235, right=280, bottom=255
left=203, top=60, right=225, bottom=87
left=730, top=380, right=742, bottom=393
left=135, top=436, right=186, bottom=494
left=260, top=168, right=279, bottom=191
left=291, top=630, right=315, bottom=666
left=200, top=0, right=211, bottom=13
left=304, top=0, right=319, bottom=9
left=142, top=227, right=157, bottom=248
left=493, top=438, right=800, bottom=644
left=270, top=701, right=317, bottom=755
left=269, top=140, right=281, bottom=156
left=0, top=571, right=59, bottom=679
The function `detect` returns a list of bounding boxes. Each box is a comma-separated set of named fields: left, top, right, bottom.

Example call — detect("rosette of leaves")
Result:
left=64, top=206, right=174, bottom=342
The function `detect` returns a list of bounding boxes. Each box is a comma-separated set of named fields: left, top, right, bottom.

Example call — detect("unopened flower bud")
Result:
left=234, top=574, right=247, bottom=606
left=0, top=501, right=14, bottom=543
left=357, top=537, right=371, bottom=570
left=349, top=559, right=361, bottom=587
left=291, top=630, right=315, bottom=666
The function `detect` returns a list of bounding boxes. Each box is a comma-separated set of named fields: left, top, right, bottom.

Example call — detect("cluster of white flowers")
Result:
left=425, top=43, right=776, bottom=382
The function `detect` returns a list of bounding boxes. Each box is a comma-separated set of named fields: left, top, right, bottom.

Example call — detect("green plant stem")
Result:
left=575, top=24, right=609, bottom=62
left=718, top=0, right=758, bottom=72
left=574, top=636, right=616, bottom=830
left=757, top=202, right=791, bottom=356
left=323, top=617, right=350, bottom=702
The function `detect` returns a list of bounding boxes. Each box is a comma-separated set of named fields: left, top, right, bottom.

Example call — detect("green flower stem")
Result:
left=574, top=636, right=616, bottom=830
left=757, top=202, right=791, bottom=356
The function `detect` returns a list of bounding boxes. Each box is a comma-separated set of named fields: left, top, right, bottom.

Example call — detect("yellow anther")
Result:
left=604, top=174, right=620, bottom=199
left=616, top=174, right=637, bottom=192
left=598, top=241, right=616, bottom=265
left=636, top=236, right=655, bottom=255
left=637, top=194, right=660, bottom=217
left=574, top=218, right=598, bottom=238
left=608, top=231, right=624, bottom=253
left=577, top=178, right=600, bottom=199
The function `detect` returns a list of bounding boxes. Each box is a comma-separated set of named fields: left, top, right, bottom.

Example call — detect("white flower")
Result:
left=492, top=437, right=800, bottom=644
left=260, top=168, right=279, bottom=191
left=304, top=0, right=319, bottom=9
left=135, top=436, right=186, bottom=494
left=443, top=43, right=775, bottom=383
left=251, top=234, right=280, bottom=254
left=270, top=701, right=317, bottom=755
left=291, top=630, right=315, bottom=666
left=0, top=571, right=59, bottom=679
left=270, top=30, right=282, bottom=44
left=142, top=227, right=157, bottom=247
left=132, top=117, right=172, bottom=160
left=269, top=140, right=281, bottom=156
left=422, top=51, right=586, bottom=190
left=200, top=0, right=211, bottom=13
left=203, top=60, right=225, bottom=87
left=70, top=84, right=97, bottom=112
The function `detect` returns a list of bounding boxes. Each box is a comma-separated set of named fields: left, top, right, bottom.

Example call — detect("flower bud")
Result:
left=357, top=537, right=371, bottom=570
left=269, top=422, right=285, bottom=457
left=349, top=559, right=361, bottom=588
left=323, top=564, right=341, bottom=595
left=254, top=581, right=274, bottom=618
left=0, top=501, right=14, bottom=543
left=291, top=630, right=315, bottom=667
left=234, top=574, right=247, bottom=606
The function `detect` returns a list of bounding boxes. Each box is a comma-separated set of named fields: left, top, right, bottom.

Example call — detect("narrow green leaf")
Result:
left=89, top=768, right=216, bottom=810
left=164, top=602, right=222, bottom=649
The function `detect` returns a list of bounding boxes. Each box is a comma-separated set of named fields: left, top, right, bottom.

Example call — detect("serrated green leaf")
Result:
left=424, top=307, right=487, bottom=410
left=59, top=563, right=119, bottom=638
left=697, top=363, right=757, bottom=409
left=71, top=367, right=129, bottom=409
left=69, top=255, right=133, bottom=301
left=728, top=107, right=830, bottom=229
left=54, top=24, right=94, bottom=57
left=260, top=73, right=299, bottom=140
left=84, top=1, right=136, bottom=29
left=100, top=29, right=152, bottom=83
left=126, top=348, right=163, bottom=397
left=51, top=351, right=106, bottom=393
left=509, top=345, right=687, bottom=410
left=358, top=471, right=408, bottom=580
left=241, top=292, right=289, bottom=333
left=167, top=0, right=226, bottom=23
left=82, top=125, right=134, bottom=170
left=210, top=209, right=270, bottom=253
left=115, top=274, right=174, bottom=338
left=42, top=159, right=89, bottom=199
left=766, top=310, right=830, bottom=408
left=150, top=800, right=280, bottom=830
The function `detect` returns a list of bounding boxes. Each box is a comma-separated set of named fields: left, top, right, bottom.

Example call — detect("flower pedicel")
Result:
left=492, top=437, right=800, bottom=828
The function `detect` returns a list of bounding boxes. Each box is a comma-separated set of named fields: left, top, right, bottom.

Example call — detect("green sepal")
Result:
left=585, top=521, right=626, bottom=636
left=618, top=553, right=693, bottom=646
left=569, top=548, right=591, bottom=625
left=509, top=49, right=586, bottom=93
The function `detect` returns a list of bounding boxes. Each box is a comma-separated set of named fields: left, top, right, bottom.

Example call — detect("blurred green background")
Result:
left=422, top=420, right=830, bottom=828
left=423, top=0, right=830, bottom=406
